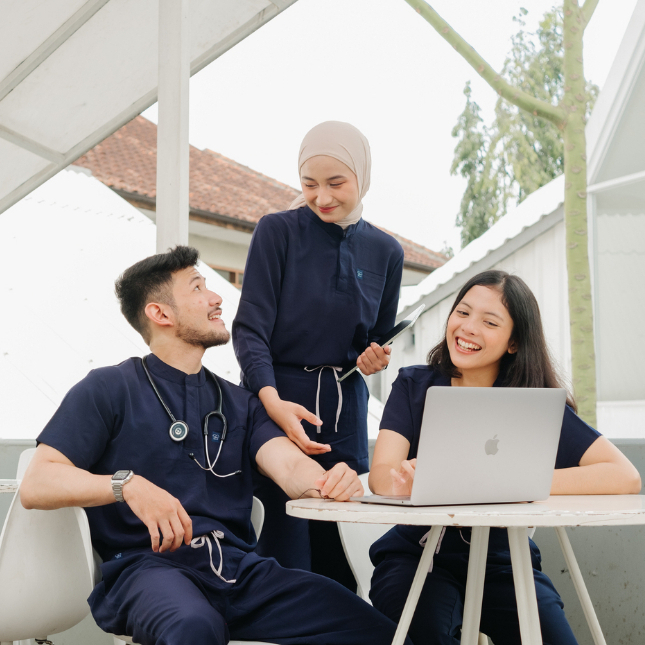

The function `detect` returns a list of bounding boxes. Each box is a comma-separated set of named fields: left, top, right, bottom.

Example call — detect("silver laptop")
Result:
left=356, top=387, right=566, bottom=506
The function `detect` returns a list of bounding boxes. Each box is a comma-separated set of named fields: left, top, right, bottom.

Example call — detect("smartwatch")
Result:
left=111, top=469, right=134, bottom=502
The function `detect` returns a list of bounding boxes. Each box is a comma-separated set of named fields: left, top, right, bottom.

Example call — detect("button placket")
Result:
left=337, top=232, right=350, bottom=293
left=184, top=376, right=201, bottom=453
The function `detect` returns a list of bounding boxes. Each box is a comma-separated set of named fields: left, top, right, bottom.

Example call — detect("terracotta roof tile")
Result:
left=74, top=116, right=446, bottom=272
left=377, top=228, right=448, bottom=271
left=74, top=115, right=298, bottom=224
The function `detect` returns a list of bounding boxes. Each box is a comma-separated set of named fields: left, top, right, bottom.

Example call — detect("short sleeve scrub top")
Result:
left=368, top=365, right=601, bottom=644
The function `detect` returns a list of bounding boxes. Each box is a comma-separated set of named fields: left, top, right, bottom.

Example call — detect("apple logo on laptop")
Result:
left=485, top=435, right=499, bottom=455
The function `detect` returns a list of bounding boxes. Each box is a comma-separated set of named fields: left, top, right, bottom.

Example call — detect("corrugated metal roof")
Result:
left=398, top=175, right=565, bottom=316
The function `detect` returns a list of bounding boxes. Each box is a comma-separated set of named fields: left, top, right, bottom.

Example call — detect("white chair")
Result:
left=1, top=448, right=272, bottom=645
left=338, top=474, right=490, bottom=645
left=337, top=474, right=393, bottom=603
left=0, top=448, right=94, bottom=645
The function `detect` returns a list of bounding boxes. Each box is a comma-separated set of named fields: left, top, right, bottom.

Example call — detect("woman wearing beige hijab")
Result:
left=233, top=121, right=404, bottom=589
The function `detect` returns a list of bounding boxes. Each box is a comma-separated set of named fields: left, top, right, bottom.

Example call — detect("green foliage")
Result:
left=451, top=6, right=599, bottom=247
left=440, top=241, right=455, bottom=259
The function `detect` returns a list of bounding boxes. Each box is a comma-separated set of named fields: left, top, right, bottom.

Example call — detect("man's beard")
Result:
left=175, top=318, right=230, bottom=349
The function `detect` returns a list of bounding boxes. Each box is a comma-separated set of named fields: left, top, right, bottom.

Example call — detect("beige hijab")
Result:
left=288, top=121, right=371, bottom=229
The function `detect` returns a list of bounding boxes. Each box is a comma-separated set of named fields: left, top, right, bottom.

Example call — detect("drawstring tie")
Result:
left=419, top=527, right=446, bottom=573
left=191, top=530, right=236, bottom=584
left=304, top=366, right=343, bottom=433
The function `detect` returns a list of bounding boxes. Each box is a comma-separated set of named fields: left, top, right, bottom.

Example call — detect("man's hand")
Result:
left=390, top=458, right=416, bottom=497
left=122, top=476, right=193, bottom=553
left=356, top=343, right=391, bottom=376
left=259, top=387, right=331, bottom=456
left=313, top=463, right=364, bottom=502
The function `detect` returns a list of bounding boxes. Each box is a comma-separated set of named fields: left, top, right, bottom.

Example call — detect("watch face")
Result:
left=113, top=470, right=131, bottom=481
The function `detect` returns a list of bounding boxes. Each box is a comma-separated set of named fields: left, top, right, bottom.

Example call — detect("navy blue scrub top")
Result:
left=37, top=354, right=285, bottom=562
left=232, top=206, right=404, bottom=394
left=371, top=365, right=602, bottom=562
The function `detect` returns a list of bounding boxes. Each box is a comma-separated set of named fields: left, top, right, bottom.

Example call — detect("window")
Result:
left=209, top=264, right=244, bottom=289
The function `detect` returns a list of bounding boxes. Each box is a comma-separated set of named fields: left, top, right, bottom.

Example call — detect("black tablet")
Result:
left=338, top=304, right=425, bottom=382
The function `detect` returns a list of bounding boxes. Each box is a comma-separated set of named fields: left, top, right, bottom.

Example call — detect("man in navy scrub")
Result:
left=20, top=246, right=409, bottom=645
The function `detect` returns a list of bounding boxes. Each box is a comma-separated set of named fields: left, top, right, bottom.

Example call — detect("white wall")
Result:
left=595, top=208, right=645, bottom=401
left=190, top=232, right=249, bottom=273
left=402, top=266, right=431, bottom=287
left=137, top=206, right=253, bottom=273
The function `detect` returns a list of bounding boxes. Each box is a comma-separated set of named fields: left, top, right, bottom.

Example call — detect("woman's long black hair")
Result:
left=427, top=270, right=577, bottom=411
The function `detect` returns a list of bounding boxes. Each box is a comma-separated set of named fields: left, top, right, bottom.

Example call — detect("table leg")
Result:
left=555, top=527, right=607, bottom=645
left=391, top=525, right=443, bottom=645
left=461, top=526, right=490, bottom=645
left=507, top=526, right=542, bottom=644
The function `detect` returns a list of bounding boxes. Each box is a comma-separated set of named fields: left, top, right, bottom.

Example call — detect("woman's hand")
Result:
left=356, top=343, right=391, bottom=376
left=259, top=387, right=331, bottom=456
left=390, top=458, right=416, bottom=496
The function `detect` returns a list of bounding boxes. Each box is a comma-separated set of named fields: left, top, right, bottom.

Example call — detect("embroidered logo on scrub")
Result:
left=356, top=269, right=363, bottom=279
left=211, top=432, right=221, bottom=442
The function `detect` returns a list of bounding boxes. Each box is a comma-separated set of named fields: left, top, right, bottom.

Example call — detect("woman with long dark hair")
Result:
left=368, top=270, right=640, bottom=644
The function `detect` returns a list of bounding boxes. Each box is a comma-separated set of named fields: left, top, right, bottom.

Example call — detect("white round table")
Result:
left=287, top=496, right=645, bottom=645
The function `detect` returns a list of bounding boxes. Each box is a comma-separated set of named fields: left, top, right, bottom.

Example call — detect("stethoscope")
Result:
left=141, top=356, right=241, bottom=478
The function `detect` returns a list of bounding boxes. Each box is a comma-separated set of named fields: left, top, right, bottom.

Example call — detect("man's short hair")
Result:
left=115, top=245, right=200, bottom=344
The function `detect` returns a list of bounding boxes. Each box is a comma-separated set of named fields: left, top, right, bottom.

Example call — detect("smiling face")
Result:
left=446, top=285, right=516, bottom=386
left=300, top=155, right=360, bottom=224
left=169, top=267, right=230, bottom=349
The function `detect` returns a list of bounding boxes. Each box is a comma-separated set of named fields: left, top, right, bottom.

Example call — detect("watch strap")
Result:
left=111, top=470, right=134, bottom=502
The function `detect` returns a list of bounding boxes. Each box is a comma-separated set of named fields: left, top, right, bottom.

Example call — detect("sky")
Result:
left=144, top=0, right=639, bottom=255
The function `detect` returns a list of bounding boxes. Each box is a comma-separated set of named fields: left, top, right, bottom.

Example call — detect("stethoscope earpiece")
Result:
left=141, top=356, right=240, bottom=478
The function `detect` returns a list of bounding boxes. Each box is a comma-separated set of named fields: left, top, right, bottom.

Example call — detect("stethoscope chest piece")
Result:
left=169, top=420, right=189, bottom=442
left=141, top=355, right=240, bottom=478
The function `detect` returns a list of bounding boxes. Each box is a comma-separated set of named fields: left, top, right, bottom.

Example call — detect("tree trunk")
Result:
left=562, top=0, right=597, bottom=424
left=403, top=0, right=598, bottom=424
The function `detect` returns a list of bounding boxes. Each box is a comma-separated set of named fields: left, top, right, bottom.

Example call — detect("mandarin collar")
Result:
left=302, top=206, right=362, bottom=239
left=435, top=369, right=503, bottom=387
left=145, top=353, right=207, bottom=386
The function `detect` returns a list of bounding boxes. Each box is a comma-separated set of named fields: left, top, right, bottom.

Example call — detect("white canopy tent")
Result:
left=0, top=0, right=297, bottom=246
left=0, top=167, right=243, bottom=440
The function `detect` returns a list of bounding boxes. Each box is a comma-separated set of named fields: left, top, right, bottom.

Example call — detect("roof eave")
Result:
left=398, top=205, right=564, bottom=321
left=586, top=0, right=645, bottom=184
left=113, top=189, right=257, bottom=234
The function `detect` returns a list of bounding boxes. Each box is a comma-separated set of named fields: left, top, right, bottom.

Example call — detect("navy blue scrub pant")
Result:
left=90, top=544, right=410, bottom=645
left=254, top=367, right=369, bottom=590
left=370, top=534, right=578, bottom=645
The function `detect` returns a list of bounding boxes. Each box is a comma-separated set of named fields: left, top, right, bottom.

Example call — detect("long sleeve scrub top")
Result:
left=232, top=206, right=404, bottom=472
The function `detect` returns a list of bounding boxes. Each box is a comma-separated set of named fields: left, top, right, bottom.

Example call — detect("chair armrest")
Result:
left=0, top=479, right=19, bottom=494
